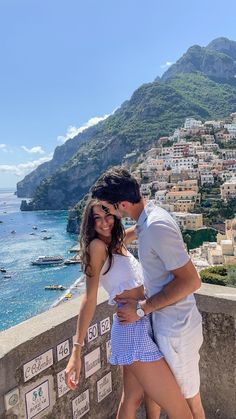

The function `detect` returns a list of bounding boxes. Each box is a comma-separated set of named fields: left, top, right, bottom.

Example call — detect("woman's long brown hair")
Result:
left=80, top=197, right=125, bottom=276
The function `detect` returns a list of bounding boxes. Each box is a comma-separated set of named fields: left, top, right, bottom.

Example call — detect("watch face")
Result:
left=137, top=308, right=145, bottom=317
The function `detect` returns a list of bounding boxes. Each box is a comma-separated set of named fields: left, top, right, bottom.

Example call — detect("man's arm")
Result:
left=124, top=225, right=137, bottom=245
left=141, top=259, right=201, bottom=315
left=117, top=260, right=201, bottom=323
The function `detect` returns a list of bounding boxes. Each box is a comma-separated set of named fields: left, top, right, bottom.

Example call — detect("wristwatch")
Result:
left=136, top=301, right=145, bottom=318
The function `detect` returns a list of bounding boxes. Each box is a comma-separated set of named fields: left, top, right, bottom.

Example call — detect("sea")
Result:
left=0, top=188, right=84, bottom=331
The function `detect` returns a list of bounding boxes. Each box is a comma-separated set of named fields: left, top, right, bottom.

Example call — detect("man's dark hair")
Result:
left=91, top=167, right=141, bottom=204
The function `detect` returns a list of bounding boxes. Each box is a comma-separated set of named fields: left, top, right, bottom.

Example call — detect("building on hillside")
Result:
left=140, top=183, right=152, bottom=198
left=158, top=202, right=175, bottom=212
left=200, top=172, right=214, bottom=186
left=203, top=143, right=219, bottom=152
left=170, top=170, right=190, bottom=183
left=201, top=135, right=215, bottom=143
left=220, top=178, right=236, bottom=199
left=224, top=124, right=236, bottom=135
left=204, top=120, right=224, bottom=130
left=220, top=149, right=236, bottom=160
left=172, top=179, right=199, bottom=192
left=165, top=156, right=198, bottom=171
left=192, top=216, right=236, bottom=266
left=172, top=200, right=195, bottom=212
left=184, top=118, right=203, bottom=130
left=215, top=132, right=236, bottom=143
left=172, top=141, right=190, bottom=157
left=165, top=190, right=200, bottom=204
left=218, top=171, right=233, bottom=182
left=155, top=190, right=167, bottom=204
left=172, top=212, right=203, bottom=231
left=222, top=160, right=236, bottom=172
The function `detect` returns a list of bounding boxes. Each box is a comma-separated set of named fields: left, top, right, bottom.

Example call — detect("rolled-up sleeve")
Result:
left=147, top=221, right=190, bottom=271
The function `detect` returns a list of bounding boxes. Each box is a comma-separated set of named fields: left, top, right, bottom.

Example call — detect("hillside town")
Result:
left=123, top=112, right=236, bottom=271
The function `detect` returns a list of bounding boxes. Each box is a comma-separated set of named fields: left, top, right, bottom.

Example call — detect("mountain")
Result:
left=161, top=37, right=236, bottom=82
left=18, top=37, right=236, bottom=210
left=17, top=124, right=99, bottom=197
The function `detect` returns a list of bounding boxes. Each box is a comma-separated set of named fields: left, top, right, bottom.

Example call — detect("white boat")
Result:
left=31, top=256, right=64, bottom=266
left=45, top=284, right=66, bottom=290
left=64, top=256, right=81, bottom=265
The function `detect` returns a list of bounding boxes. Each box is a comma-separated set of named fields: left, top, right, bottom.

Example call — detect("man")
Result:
left=91, top=167, right=205, bottom=419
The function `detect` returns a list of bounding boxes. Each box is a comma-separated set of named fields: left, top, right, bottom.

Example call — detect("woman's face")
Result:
left=92, top=205, right=115, bottom=240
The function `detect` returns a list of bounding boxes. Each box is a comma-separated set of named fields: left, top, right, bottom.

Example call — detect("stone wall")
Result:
left=0, top=284, right=236, bottom=419
left=195, top=284, right=236, bottom=419
left=0, top=288, right=122, bottom=419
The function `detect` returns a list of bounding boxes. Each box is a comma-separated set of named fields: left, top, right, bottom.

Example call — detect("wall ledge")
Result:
left=195, top=283, right=236, bottom=317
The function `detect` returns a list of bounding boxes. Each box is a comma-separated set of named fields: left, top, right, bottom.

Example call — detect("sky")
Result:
left=0, top=0, right=236, bottom=188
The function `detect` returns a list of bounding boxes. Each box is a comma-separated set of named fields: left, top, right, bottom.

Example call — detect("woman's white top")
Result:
left=99, top=251, right=143, bottom=305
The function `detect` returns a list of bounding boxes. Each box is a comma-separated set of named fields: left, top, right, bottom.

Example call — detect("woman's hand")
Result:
left=65, top=351, right=81, bottom=390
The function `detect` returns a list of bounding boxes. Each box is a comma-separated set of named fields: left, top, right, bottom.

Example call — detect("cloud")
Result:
left=21, top=145, right=45, bottom=154
left=160, top=61, right=174, bottom=69
left=0, top=154, right=53, bottom=178
left=0, top=144, right=8, bottom=152
left=57, top=113, right=110, bottom=144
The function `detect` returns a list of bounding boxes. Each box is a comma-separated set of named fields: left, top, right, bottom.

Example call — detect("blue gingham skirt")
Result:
left=109, top=314, right=163, bottom=365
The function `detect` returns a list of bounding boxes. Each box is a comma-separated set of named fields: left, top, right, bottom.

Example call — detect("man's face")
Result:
left=99, top=201, right=124, bottom=219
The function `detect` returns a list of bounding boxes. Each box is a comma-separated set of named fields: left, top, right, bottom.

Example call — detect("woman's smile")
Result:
left=93, top=205, right=115, bottom=239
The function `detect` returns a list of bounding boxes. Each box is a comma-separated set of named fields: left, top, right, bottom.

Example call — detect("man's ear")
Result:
left=120, top=201, right=130, bottom=210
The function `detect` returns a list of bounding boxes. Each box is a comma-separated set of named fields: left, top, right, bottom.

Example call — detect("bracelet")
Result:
left=74, top=341, right=83, bottom=347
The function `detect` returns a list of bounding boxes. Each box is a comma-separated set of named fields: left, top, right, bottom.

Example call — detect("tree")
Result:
left=183, top=233, right=191, bottom=251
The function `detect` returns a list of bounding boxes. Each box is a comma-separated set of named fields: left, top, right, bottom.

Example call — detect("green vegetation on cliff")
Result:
left=200, top=265, right=236, bottom=287
left=182, top=228, right=217, bottom=250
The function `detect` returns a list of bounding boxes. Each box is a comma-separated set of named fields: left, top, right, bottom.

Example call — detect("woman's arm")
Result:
left=124, top=225, right=137, bottom=245
left=65, top=239, right=106, bottom=389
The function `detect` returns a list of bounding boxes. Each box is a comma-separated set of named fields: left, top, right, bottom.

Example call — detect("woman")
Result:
left=65, top=198, right=192, bottom=419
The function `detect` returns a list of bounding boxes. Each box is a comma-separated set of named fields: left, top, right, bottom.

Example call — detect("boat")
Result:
left=11, top=230, right=16, bottom=234
left=45, top=285, right=66, bottom=291
left=41, top=229, right=47, bottom=232
left=69, top=244, right=81, bottom=253
left=3, top=275, right=11, bottom=279
left=64, top=256, right=81, bottom=265
left=0, top=268, right=7, bottom=273
left=31, top=256, right=64, bottom=266
left=42, top=236, right=52, bottom=240
left=30, top=232, right=36, bottom=235
left=32, top=226, right=38, bottom=230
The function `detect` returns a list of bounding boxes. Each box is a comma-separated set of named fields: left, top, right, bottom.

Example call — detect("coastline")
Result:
left=51, top=274, right=85, bottom=308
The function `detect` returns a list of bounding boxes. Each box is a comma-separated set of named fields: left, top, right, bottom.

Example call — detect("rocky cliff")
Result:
left=161, top=38, right=236, bottom=83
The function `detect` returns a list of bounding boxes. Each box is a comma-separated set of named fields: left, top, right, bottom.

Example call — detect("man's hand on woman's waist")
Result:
left=116, top=297, right=149, bottom=324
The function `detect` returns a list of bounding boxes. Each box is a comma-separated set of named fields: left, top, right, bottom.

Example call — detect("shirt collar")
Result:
left=137, top=201, right=156, bottom=229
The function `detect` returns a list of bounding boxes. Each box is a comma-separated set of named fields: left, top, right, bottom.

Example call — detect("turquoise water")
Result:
left=0, top=189, right=83, bottom=331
